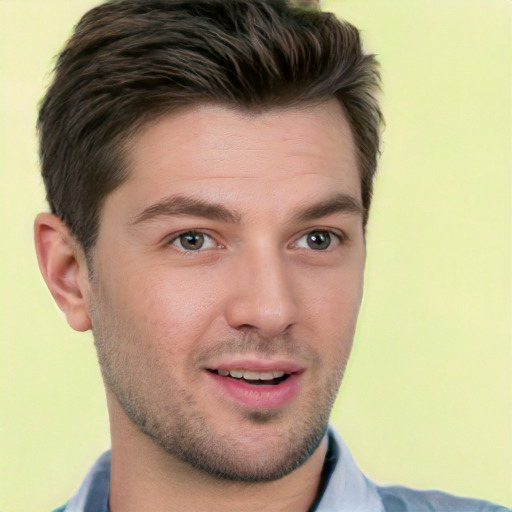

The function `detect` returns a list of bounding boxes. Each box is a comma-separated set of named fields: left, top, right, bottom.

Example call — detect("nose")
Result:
left=224, top=247, right=299, bottom=339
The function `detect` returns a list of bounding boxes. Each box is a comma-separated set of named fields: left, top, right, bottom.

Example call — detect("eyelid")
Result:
left=163, top=227, right=347, bottom=251
left=166, top=230, right=222, bottom=251
left=292, top=228, right=347, bottom=249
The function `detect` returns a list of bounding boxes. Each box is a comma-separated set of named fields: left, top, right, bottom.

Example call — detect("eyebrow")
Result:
left=130, top=195, right=242, bottom=225
left=130, top=192, right=364, bottom=227
left=294, top=193, right=365, bottom=222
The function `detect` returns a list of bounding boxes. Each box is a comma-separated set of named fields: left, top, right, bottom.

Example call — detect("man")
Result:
left=33, top=1, right=508, bottom=511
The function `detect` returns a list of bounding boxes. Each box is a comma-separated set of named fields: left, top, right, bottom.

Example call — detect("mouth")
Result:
left=204, top=362, right=303, bottom=410
left=207, top=368, right=291, bottom=386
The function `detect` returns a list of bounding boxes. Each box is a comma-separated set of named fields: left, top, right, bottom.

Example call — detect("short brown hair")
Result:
left=38, top=0, right=382, bottom=254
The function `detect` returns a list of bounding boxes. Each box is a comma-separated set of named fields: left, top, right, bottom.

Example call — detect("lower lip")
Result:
left=206, top=371, right=301, bottom=410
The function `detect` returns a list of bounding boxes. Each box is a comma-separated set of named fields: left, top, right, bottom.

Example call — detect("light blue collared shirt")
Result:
left=59, top=426, right=383, bottom=512
left=56, top=426, right=509, bottom=512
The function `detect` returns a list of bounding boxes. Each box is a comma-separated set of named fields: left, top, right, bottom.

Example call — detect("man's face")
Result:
left=87, top=100, right=365, bottom=481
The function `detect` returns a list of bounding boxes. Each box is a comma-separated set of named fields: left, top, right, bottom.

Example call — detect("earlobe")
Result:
left=34, top=213, right=92, bottom=332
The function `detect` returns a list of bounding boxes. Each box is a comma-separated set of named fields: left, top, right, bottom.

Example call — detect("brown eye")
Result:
left=179, top=232, right=204, bottom=250
left=171, top=231, right=217, bottom=251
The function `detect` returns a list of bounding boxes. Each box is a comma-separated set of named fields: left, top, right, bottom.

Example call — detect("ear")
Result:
left=34, top=213, right=92, bottom=332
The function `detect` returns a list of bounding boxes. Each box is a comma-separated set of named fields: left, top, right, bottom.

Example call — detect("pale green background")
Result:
left=0, top=1, right=510, bottom=511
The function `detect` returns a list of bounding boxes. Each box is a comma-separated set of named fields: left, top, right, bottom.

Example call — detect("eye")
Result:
left=295, top=229, right=339, bottom=250
left=169, top=231, right=218, bottom=251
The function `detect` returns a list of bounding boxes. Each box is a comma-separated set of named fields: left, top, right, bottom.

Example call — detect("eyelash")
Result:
left=166, top=228, right=347, bottom=253
left=167, top=230, right=220, bottom=252
left=293, top=229, right=346, bottom=251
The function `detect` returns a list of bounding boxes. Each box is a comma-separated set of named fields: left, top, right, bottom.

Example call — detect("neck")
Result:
left=107, top=397, right=327, bottom=512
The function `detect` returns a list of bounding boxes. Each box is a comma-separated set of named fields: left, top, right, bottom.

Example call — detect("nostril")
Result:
left=234, top=322, right=294, bottom=340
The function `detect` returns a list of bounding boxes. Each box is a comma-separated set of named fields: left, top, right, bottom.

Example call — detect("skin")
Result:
left=35, top=99, right=366, bottom=512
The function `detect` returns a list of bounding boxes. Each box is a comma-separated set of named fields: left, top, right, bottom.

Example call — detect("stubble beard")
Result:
left=90, top=291, right=350, bottom=482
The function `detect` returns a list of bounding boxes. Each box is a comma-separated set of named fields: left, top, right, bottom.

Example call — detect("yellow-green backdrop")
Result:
left=1, top=1, right=510, bottom=511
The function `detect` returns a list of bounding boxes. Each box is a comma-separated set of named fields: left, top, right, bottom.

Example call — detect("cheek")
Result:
left=117, top=264, right=226, bottom=348
left=299, top=266, right=364, bottom=347
left=303, top=262, right=364, bottom=312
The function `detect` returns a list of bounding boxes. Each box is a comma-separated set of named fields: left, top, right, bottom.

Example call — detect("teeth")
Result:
left=216, top=369, right=287, bottom=380
left=244, top=370, right=274, bottom=380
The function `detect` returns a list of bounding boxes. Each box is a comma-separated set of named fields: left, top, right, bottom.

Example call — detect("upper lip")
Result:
left=206, top=358, right=305, bottom=374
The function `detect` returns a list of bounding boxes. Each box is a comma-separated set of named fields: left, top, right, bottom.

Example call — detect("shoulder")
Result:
left=377, top=485, right=510, bottom=512
left=50, top=506, right=67, bottom=512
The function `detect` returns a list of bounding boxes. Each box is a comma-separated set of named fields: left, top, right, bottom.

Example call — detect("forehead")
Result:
left=107, top=100, right=360, bottom=221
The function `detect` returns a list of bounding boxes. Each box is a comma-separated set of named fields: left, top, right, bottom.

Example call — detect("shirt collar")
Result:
left=63, top=425, right=383, bottom=512
left=64, top=451, right=110, bottom=512
left=314, top=426, right=384, bottom=511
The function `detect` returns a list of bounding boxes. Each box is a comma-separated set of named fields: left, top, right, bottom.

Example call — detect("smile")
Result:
left=205, top=362, right=303, bottom=409
left=208, top=369, right=291, bottom=386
